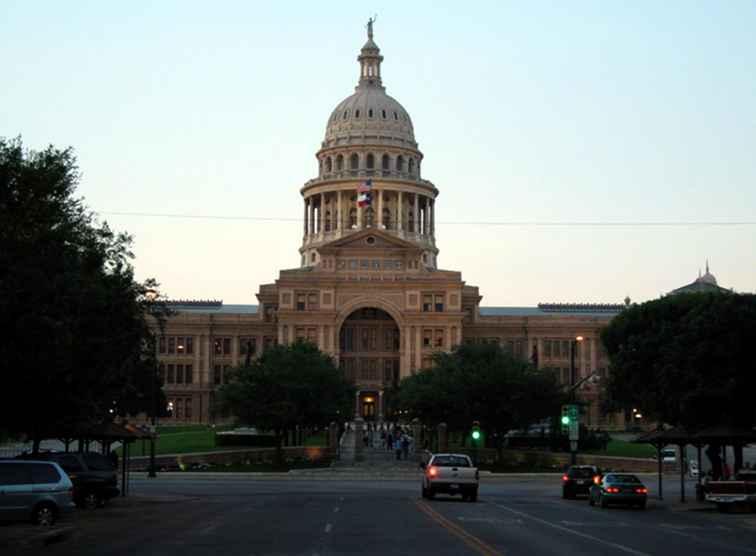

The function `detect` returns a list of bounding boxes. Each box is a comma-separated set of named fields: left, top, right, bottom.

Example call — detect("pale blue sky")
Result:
left=2, top=1, right=754, bottom=304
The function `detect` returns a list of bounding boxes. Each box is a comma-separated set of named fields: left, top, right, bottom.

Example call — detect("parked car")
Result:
left=705, top=470, right=756, bottom=511
left=16, top=452, right=119, bottom=509
left=589, top=473, right=648, bottom=509
left=562, top=465, right=602, bottom=499
left=420, top=453, right=479, bottom=502
left=661, top=448, right=676, bottom=463
left=0, top=460, right=75, bottom=525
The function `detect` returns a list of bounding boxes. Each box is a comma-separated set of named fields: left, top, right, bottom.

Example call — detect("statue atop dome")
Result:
left=367, top=15, right=377, bottom=40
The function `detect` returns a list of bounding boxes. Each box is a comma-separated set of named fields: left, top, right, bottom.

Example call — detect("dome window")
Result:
left=382, top=109, right=387, bottom=119
left=343, top=110, right=348, bottom=120
left=366, top=153, right=375, bottom=169
left=355, top=109, right=360, bottom=119
left=393, top=111, right=398, bottom=120
left=350, top=153, right=359, bottom=170
left=368, top=109, right=374, bottom=119
left=325, top=157, right=332, bottom=173
left=336, top=154, right=344, bottom=170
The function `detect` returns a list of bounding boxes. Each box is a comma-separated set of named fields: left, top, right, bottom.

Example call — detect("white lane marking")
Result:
left=324, top=523, right=333, bottom=533
left=493, top=503, right=651, bottom=556
left=458, top=516, right=522, bottom=525
left=660, top=526, right=756, bottom=554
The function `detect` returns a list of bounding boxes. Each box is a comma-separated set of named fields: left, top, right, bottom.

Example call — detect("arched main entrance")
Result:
left=339, top=307, right=400, bottom=420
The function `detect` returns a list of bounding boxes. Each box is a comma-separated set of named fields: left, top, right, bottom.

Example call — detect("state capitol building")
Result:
left=152, top=24, right=725, bottom=430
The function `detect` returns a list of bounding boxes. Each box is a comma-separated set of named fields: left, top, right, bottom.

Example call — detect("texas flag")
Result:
left=357, top=179, right=372, bottom=208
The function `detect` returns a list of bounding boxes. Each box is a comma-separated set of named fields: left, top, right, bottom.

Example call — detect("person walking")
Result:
left=394, top=435, right=403, bottom=461
left=401, top=434, right=410, bottom=460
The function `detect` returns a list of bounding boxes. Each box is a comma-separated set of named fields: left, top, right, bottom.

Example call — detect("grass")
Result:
left=585, top=439, right=657, bottom=459
left=121, top=426, right=327, bottom=456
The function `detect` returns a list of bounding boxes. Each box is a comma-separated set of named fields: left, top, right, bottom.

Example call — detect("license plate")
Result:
left=577, top=480, right=586, bottom=485
left=449, top=484, right=459, bottom=489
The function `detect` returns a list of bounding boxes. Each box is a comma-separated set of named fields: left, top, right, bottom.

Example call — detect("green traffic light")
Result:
left=472, top=430, right=481, bottom=440
left=561, top=415, right=570, bottom=425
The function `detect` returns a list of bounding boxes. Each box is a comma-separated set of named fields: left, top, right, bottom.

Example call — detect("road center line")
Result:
left=492, top=503, right=651, bottom=556
left=415, top=499, right=503, bottom=556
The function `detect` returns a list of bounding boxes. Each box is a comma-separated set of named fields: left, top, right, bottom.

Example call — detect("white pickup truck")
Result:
left=420, top=453, right=479, bottom=502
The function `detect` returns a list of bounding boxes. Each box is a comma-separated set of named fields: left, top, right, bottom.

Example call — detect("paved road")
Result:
left=19, top=476, right=753, bottom=556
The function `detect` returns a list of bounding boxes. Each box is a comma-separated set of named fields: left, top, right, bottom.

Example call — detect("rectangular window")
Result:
left=423, top=329, right=433, bottom=348
left=295, top=327, right=306, bottom=342
left=184, top=398, right=192, bottom=419
left=185, top=364, right=193, bottom=384
left=361, top=328, right=370, bottom=350
left=345, top=328, right=354, bottom=352
left=214, top=339, right=222, bottom=355
left=422, top=295, right=433, bottom=312
left=434, top=329, right=444, bottom=348
left=175, top=399, right=183, bottom=419
left=213, top=364, right=222, bottom=385
left=167, top=364, right=175, bottom=384
left=307, top=293, right=319, bottom=310
left=296, top=294, right=306, bottom=311
left=384, top=329, right=393, bottom=351
left=360, top=259, right=369, bottom=270
left=186, top=336, right=193, bottom=355
left=348, top=259, right=358, bottom=270
left=176, top=339, right=185, bottom=354
left=434, top=295, right=444, bottom=312
left=307, top=327, right=317, bottom=343
left=240, top=337, right=257, bottom=355
left=544, top=340, right=552, bottom=358
left=384, top=360, right=394, bottom=382
left=371, top=260, right=380, bottom=270
left=159, top=337, right=166, bottom=354
left=176, top=364, right=184, bottom=384
left=263, top=336, right=274, bottom=351
left=223, top=338, right=231, bottom=355
left=168, top=337, right=176, bottom=354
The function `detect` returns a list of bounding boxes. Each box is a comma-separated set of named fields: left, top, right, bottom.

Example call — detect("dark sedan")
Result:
left=589, top=473, right=648, bottom=509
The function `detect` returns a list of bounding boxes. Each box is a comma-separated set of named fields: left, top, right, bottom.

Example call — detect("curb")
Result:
left=0, top=525, right=75, bottom=551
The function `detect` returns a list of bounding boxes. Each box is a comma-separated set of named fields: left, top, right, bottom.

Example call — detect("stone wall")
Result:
left=127, top=446, right=330, bottom=470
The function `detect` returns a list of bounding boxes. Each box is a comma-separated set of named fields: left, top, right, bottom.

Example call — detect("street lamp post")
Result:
left=145, top=288, right=159, bottom=479
left=569, top=335, right=584, bottom=465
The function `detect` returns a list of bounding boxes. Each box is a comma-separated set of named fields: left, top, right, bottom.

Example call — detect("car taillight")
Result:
left=562, top=475, right=569, bottom=482
left=636, top=487, right=648, bottom=494
left=593, top=476, right=601, bottom=485
left=428, top=466, right=438, bottom=477
left=606, top=487, right=620, bottom=493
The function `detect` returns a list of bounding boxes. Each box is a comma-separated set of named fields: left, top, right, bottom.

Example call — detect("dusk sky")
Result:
left=2, top=1, right=754, bottom=305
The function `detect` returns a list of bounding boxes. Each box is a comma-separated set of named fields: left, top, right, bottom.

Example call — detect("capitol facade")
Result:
left=153, top=24, right=631, bottom=429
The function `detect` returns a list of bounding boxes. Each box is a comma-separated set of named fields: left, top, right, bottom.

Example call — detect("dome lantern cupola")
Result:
left=358, top=17, right=384, bottom=90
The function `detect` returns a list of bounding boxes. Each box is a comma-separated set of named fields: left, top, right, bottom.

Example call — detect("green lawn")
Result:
left=585, top=439, right=656, bottom=458
left=122, top=425, right=326, bottom=456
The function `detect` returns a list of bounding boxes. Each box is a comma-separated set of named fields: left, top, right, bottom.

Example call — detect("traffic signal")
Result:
left=471, top=421, right=481, bottom=442
left=561, top=405, right=571, bottom=432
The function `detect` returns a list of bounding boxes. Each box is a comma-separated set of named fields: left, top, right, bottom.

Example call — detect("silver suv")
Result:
left=0, top=460, right=75, bottom=526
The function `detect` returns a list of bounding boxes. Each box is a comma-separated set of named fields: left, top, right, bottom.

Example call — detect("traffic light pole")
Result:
left=569, top=340, right=577, bottom=465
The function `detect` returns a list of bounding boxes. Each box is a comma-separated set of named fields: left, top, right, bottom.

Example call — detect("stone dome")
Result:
left=322, top=23, right=416, bottom=149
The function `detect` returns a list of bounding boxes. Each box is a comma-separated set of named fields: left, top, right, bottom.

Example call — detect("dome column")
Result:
left=303, top=198, right=308, bottom=237
left=336, top=190, right=342, bottom=236
left=309, top=197, right=315, bottom=240
left=377, top=189, right=384, bottom=228
left=397, top=192, right=403, bottom=233
left=431, top=199, right=435, bottom=239
left=413, top=193, right=419, bottom=236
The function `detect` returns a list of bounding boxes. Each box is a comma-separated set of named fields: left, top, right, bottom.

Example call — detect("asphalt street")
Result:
left=12, top=476, right=753, bottom=556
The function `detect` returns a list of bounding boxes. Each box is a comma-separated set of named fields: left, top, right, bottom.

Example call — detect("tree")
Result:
left=601, top=292, right=756, bottom=430
left=0, top=137, right=166, bottom=450
left=217, top=341, right=353, bottom=465
left=397, top=343, right=564, bottom=452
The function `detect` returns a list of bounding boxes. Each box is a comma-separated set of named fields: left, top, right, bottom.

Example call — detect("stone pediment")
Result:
left=318, top=228, right=422, bottom=254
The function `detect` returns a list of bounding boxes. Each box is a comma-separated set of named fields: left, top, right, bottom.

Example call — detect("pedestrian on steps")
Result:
left=394, top=435, right=403, bottom=460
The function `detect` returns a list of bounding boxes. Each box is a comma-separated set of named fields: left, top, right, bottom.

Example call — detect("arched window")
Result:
left=325, top=157, right=332, bottom=173
left=325, top=210, right=332, bottom=232
left=336, top=154, right=344, bottom=170
left=393, top=111, right=398, bottom=120
left=382, top=208, right=391, bottom=230
left=408, top=208, right=415, bottom=233
left=355, top=109, right=360, bottom=119
left=349, top=208, right=357, bottom=229
left=382, top=154, right=390, bottom=170
left=382, top=109, right=387, bottom=119
left=350, top=153, right=359, bottom=170
left=343, top=110, right=348, bottom=119
left=366, top=153, right=374, bottom=169
left=368, top=108, right=374, bottom=118
left=396, top=155, right=405, bottom=173
left=408, top=158, right=415, bottom=175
